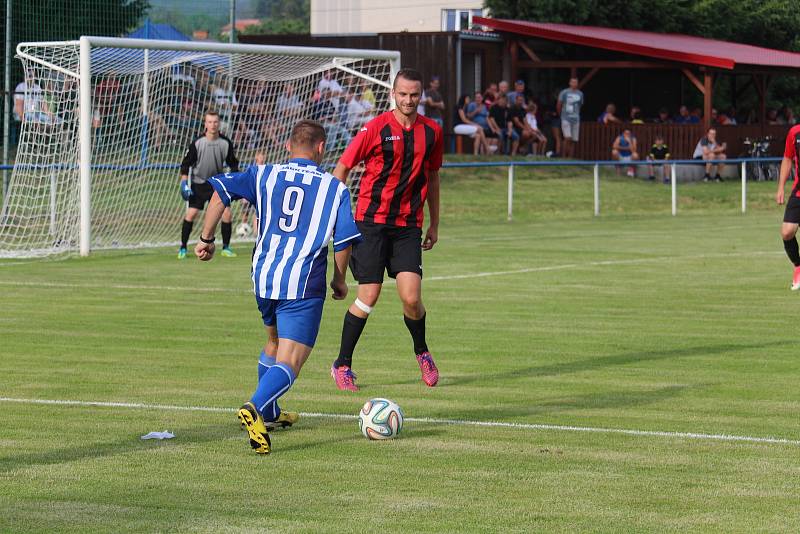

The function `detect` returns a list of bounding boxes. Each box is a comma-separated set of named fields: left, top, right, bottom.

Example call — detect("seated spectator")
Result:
left=693, top=127, right=727, bottom=182
left=715, top=109, right=735, bottom=126
left=726, top=107, right=739, bottom=125
left=647, top=134, right=672, bottom=183
left=629, top=106, right=644, bottom=124
left=508, top=94, right=529, bottom=150
left=674, top=105, right=699, bottom=124
left=507, top=79, right=527, bottom=107
left=522, top=102, right=547, bottom=155
left=653, top=107, right=672, bottom=124
left=488, top=94, right=520, bottom=155
left=453, top=94, right=489, bottom=155
left=691, top=108, right=703, bottom=122
left=598, top=103, right=622, bottom=125
left=611, top=128, right=639, bottom=177
left=483, top=82, right=498, bottom=107
left=466, top=91, right=498, bottom=152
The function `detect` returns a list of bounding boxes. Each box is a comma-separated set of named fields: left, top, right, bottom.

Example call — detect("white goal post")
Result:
left=1, top=36, right=400, bottom=257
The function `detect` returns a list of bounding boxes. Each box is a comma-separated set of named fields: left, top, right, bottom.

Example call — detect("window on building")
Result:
left=441, top=8, right=486, bottom=31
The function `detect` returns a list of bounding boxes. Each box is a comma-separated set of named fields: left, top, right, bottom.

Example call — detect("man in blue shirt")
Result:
left=196, top=120, right=362, bottom=454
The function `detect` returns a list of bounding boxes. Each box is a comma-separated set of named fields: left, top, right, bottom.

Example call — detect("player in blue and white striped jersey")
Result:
left=195, top=120, right=361, bottom=454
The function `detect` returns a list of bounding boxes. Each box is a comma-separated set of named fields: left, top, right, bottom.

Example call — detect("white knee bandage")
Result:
left=354, top=298, right=373, bottom=315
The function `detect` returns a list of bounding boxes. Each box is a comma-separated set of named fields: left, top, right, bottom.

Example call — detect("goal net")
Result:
left=1, top=37, right=399, bottom=257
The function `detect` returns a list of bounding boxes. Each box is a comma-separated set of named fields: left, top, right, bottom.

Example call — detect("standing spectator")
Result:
left=488, top=94, right=520, bottom=156
left=453, top=94, right=489, bottom=155
left=557, top=77, right=583, bottom=158
left=611, top=128, right=639, bottom=177
left=423, top=75, right=445, bottom=128
left=598, top=103, right=622, bottom=125
left=693, top=127, right=727, bottom=182
left=653, top=107, right=672, bottom=124
left=630, top=105, right=644, bottom=124
left=14, top=75, right=50, bottom=125
left=507, top=79, right=527, bottom=106
left=674, top=105, right=699, bottom=124
left=178, top=110, right=240, bottom=259
left=647, top=134, right=672, bottom=183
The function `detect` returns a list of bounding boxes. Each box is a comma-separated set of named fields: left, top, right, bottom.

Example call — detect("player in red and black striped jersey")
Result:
left=329, top=68, right=444, bottom=390
left=777, top=124, right=800, bottom=289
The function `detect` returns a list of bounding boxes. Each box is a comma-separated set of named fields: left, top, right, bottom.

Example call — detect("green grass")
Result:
left=2, top=166, right=800, bottom=532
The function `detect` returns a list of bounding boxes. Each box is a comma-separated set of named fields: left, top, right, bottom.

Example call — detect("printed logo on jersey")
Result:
left=384, top=135, right=401, bottom=142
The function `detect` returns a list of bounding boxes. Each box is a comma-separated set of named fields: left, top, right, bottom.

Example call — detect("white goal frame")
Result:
left=13, top=36, right=401, bottom=257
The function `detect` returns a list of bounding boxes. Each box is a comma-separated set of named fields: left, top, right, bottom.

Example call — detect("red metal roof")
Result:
left=474, top=17, right=800, bottom=70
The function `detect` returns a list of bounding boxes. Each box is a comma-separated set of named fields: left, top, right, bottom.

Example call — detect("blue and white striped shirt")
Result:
left=209, top=158, right=361, bottom=300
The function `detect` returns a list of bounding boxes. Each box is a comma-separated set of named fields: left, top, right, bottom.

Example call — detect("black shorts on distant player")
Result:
left=349, top=222, right=423, bottom=284
left=188, top=181, right=215, bottom=210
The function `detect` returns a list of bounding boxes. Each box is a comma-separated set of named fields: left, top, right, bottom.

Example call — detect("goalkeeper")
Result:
left=178, top=110, right=240, bottom=259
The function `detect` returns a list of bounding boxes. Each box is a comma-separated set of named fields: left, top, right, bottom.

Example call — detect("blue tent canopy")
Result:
left=127, top=20, right=191, bottom=41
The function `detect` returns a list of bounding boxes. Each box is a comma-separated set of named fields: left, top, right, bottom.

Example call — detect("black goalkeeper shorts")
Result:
left=349, top=221, right=423, bottom=284
left=188, top=181, right=214, bottom=210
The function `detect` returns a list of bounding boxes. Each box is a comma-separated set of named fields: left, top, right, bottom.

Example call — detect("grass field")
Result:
left=2, top=164, right=800, bottom=532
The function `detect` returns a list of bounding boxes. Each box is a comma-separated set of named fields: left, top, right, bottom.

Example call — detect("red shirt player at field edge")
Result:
left=776, top=124, right=800, bottom=290
left=329, top=68, right=443, bottom=391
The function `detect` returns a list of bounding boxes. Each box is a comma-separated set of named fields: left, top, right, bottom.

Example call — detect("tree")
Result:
left=245, top=0, right=310, bottom=34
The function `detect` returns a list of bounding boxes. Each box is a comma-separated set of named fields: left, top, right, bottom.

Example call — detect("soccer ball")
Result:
left=235, top=222, right=252, bottom=238
left=359, top=398, right=404, bottom=440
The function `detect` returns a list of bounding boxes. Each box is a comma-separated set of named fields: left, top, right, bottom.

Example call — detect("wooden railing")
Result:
left=575, top=123, right=791, bottom=161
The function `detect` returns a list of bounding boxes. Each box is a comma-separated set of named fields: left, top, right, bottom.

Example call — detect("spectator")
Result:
left=488, top=94, right=520, bottom=156
left=545, top=100, right=562, bottom=157
left=611, top=128, right=639, bottom=177
left=767, top=108, right=781, bottom=125
left=275, top=82, right=303, bottom=118
left=13, top=75, right=51, bottom=125
left=346, top=90, right=374, bottom=132
left=674, top=105, right=699, bottom=124
left=693, top=127, right=727, bottom=182
left=466, top=90, right=494, bottom=153
left=508, top=94, right=531, bottom=153
left=523, top=102, right=548, bottom=155
left=690, top=108, right=703, bottom=122
left=598, top=103, right=622, bottom=125
left=359, top=79, right=376, bottom=108
left=497, top=80, right=510, bottom=99
left=211, top=81, right=238, bottom=133
left=781, top=106, right=797, bottom=126
left=647, top=134, right=672, bottom=183
left=318, top=69, right=343, bottom=98
left=557, top=77, right=584, bottom=158
left=653, top=107, right=672, bottom=124
left=507, top=79, right=527, bottom=106
left=453, top=93, right=489, bottom=155
left=726, top=107, right=739, bottom=125
left=630, top=106, right=644, bottom=124
left=423, top=75, right=445, bottom=128
left=483, top=82, right=499, bottom=107
left=312, top=89, right=350, bottom=151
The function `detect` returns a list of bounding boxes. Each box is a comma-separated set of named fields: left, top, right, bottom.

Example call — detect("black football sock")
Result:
left=404, top=313, right=429, bottom=355
left=181, top=219, right=193, bottom=248
left=784, top=237, right=800, bottom=266
left=335, top=311, right=368, bottom=368
left=221, top=221, right=232, bottom=247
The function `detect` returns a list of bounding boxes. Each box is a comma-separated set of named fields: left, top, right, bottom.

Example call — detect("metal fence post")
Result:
left=741, top=161, right=747, bottom=214
left=593, top=163, right=600, bottom=216
left=507, top=164, right=514, bottom=221
left=671, top=163, right=677, bottom=216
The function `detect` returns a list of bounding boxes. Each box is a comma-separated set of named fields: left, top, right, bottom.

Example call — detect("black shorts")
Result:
left=188, top=181, right=214, bottom=210
left=349, top=221, right=423, bottom=284
left=784, top=194, right=800, bottom=224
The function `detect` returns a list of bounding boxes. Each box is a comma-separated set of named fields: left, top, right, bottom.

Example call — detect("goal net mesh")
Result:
left=1, top=41, right=395, bottom=257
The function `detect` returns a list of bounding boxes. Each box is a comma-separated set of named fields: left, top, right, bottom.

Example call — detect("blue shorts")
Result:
left=255, top=296, right=325, bottom=347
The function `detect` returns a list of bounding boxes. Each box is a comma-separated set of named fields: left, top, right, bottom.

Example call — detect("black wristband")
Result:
left=200, top=235, right=215, bottom=244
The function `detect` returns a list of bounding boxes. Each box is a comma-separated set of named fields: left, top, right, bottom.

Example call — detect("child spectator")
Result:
left=647, top=135, right=672, bottom=183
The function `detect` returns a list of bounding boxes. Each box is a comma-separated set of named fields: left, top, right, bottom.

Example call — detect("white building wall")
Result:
left=311, top=0, right=484, bottom=35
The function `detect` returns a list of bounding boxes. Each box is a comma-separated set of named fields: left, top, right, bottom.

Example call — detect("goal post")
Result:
left=2, top=36, right=400, bottom=258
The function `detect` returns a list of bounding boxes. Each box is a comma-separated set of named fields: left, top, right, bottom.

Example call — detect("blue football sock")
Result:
left=251, top=362, right=295, bottom=419
left=257, top=350, right=281, bottom=421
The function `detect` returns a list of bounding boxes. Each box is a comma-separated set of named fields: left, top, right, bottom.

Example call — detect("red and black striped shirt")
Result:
left=340, top=111, right=443, bottom=228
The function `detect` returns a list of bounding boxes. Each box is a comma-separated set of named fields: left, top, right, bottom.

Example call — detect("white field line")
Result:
left=0, top=397, right=797, bottom=446
left=0, top=250, right=783, bottom=293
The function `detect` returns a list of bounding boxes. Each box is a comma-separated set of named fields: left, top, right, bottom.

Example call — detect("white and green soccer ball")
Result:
left=359, top=398, right=404, bottom=440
